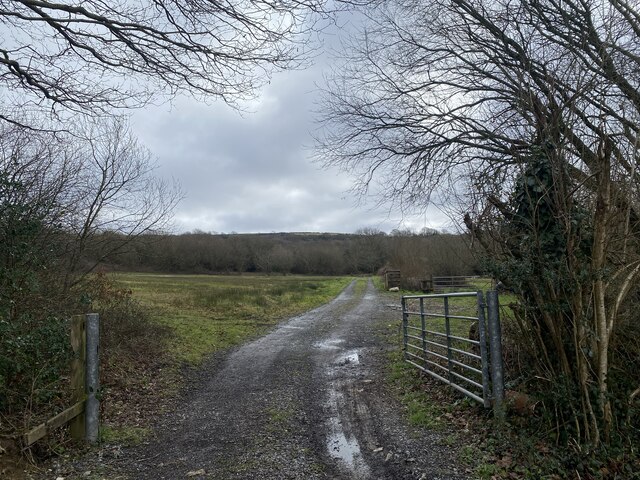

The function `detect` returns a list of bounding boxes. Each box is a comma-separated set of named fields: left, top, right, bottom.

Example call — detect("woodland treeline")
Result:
left=96, top=230, right=478, bottom=281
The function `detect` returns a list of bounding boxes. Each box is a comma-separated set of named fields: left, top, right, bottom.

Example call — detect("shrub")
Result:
left=83, top=273, right=168, bottom=363
left=0, top=314, right=71, bottom=424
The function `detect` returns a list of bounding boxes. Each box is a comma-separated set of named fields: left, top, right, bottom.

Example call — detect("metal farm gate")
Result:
left=430, top=275, right=479, bottom=292
left=401, top=291, right=504, bottom=415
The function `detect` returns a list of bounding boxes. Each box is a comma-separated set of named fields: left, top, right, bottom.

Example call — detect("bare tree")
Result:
left=349, top=227, right=388, bottom=273
left=318, top=0, right=640, bottom=206
left=317, top=0, right=640, bottom=448
left=64, top=117, right=181, bottom=285
left=0, top=0, right=364, bottom=129
left=0, top=117, right=181, bottom=301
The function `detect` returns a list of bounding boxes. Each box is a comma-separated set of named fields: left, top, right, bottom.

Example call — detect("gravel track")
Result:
left=73, top=280, right=468, bottom=479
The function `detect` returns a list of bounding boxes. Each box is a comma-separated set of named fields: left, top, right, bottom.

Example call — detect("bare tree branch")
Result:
left=0, top=0, right=363, bottom=129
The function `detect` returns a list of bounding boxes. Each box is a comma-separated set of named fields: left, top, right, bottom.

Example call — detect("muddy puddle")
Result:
left=324, top=387, right=371, bottom=479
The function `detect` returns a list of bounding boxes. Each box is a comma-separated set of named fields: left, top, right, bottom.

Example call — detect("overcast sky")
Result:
left=130, top=18, right=449, bottom=235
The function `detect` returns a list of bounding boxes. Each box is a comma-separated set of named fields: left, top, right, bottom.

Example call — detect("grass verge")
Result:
left=99, top=425, right=150, bottom=447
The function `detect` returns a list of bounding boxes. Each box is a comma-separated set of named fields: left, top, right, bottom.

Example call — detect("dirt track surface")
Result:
left=83, top=280, right=467, bottom=479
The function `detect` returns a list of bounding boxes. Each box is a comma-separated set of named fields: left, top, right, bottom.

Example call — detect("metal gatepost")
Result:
left=486, top=291, right=504, bottom=420
left=85, top=313, right=100, bottom=443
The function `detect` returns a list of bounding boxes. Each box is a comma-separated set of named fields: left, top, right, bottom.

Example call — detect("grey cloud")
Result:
left=130, top=27, right=448, bottom=234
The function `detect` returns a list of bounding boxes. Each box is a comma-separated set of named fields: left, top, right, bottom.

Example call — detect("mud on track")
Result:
left=94, top=280, right=468, bottom=479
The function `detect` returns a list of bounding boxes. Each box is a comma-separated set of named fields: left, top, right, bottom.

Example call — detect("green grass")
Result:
left=385, top=347, right=447, bottom=430
left=114, top=273, right=353, bottom=364
left=353, top=277, right=368, bottom=296
left=466, top=277, right=494, bottom=291
left=372, top=275, right=385, bottom=291
left=264, top=405, right=295, bottom=434
left=100, top=425, right=150, bottom=446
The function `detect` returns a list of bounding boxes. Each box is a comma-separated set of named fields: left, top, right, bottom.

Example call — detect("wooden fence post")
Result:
left=486, top=290, right=505, bottom=422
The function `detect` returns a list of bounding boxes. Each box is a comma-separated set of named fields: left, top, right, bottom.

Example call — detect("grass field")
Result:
left=115, top=273, right=354, bottom=364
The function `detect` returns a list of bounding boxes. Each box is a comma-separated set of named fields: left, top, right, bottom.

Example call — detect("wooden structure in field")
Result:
left=419, top=279, right=433, bottom=293
left=384, top=269, right=401, bottom=289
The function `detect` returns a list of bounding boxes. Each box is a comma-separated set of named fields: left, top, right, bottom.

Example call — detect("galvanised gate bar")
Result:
left=401, top=291, right=504, bottom=414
